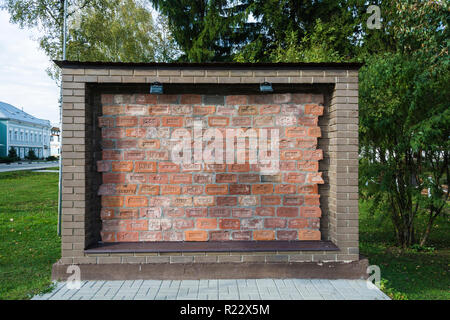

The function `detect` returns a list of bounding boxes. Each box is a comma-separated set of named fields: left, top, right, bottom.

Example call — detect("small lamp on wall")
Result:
left=150, top=82, right=163, bottom=94
left=260, top=82, right=273, bottom=93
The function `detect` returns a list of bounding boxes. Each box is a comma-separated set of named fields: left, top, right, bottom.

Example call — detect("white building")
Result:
left=0, top=101, right=52, bottom=159
left=50, top=126, right=61, bottom=157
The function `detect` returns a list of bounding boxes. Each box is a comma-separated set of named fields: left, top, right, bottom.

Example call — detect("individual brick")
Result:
left=288, top=218, right=308, bottom=229
left=260, top=196, right=281, bottom=206
left=180, top=94, right=201, bottom=104
left=208, top=116, right=229, bottom=127
left=307, top=172, right=325, bottom=184
left=209, top=231, right=230, bottom=241
left=161, top=185, right=181, bottom=195
left=138, top=139, right=160, bottom=149
left=277, top=207, right=299, bottom=217
left=307, top=127, right=321, bottom=137
left=253, top=230, right=275, bottom=240
left=209, top=207, right=231, bottom=217
left=117, top=232, right=139, bottom=241
left=102, top=105, right=123, bottom=115
left=300, top=207, right=322, bottom=218
left=283, top=195, right=304, bottom=206
left=229, top=184, right=251, bottom=195
left=158, top=162, right=180, bottom=172
left=125, top=196, right=148, bottom=207
left=283, top=172, right=306, bottom=183
left=162, top=116, right=183, bottom=127
left=298, top=230, right=321, bottom=240
left=140, top=117, right=160, bottom=127
left=219, top=219, right=240, bottom=230
left=226, top=95, right=247, bottom=105
left=125, top=105, right=148, bottom=115
left=232, top=231, right=252, bottom=240
left=240, top=218, right=263, bottom=230
left=280, top=150, right=302, bottom=160
left=112, top=161, right=133, bottom=172
left=196, top=218, right=217, bottom=229
left=285, top=127, right=307, bottom=137
left=256, top=207, right=275, bottom=217
left=251, top=184, right=273, bottom=194
left=124, top=150, right=145, bottom=160
left=134, top=161, right=157, bottom=172
left=265, top=218, right=287, bottom=228
left=185, top=230, right=208, bottom=241
left=216, top=197, right=237, bottom=207
left=232, top=208, right=253, bottom=218
left=116, top=116, right=138, bottom=127
left=216, top=174, right=237, bottom=183
left=305, top=104, right=324, bottom=116
left=205, top=184, right=228, bottom=195
left=238, top=105, right=257, bottom=115
left=102, top=196, right=124, bottom=207
left=186, top=208, right=207, bottom=217
left=277, top=230, right=297, bottom=240
left=259, top=105, right=280, bottom=114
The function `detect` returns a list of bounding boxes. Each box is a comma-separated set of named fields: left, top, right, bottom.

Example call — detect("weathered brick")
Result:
left=277, top=207, right=299, bottom=217
left=253, top=230, right=275, bottom=240
left=185, top=230, right=208, bottom=241
left=298, top=230, right=321, bottom=240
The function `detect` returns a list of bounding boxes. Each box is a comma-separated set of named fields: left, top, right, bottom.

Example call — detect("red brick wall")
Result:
left=98, top=93, right=324, bottom=242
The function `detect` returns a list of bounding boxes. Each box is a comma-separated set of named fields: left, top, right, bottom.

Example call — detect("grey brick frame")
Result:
left=56, top=62, right=359, bottom=267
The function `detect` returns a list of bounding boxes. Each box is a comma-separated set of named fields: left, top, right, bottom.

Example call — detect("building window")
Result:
left=25, top=133, right=28, bottom=141
left=20, top=132, right=23, bottom=141
left=14, top=131, right=17, bottom=140
left=9, top=130, right=12, bottom=141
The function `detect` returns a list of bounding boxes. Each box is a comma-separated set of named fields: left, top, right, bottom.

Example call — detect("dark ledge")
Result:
left=54, top=60, right=363, bottom=70
left=85, top=240, right=339, bottom=254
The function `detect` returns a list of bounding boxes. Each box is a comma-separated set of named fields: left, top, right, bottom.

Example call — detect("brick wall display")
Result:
left=98, top=93, right=325, bottom=242
left=56, top=62, right=360, bottom=267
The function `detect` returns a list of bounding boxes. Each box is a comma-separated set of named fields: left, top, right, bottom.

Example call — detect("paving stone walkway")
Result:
left=32, top=279, right=390, bottom=300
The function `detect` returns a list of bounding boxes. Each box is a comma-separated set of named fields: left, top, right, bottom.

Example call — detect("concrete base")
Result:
left=52, top=259, right=369, bottom=281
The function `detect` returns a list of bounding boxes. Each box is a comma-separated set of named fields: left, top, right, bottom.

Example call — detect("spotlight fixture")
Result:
left=260, top=81, right=273, bottom=92
left=150, top=82, right=163, bottom=94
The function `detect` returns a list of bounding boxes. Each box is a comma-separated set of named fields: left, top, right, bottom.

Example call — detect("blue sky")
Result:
left=0, top=10, right=60, bottom=125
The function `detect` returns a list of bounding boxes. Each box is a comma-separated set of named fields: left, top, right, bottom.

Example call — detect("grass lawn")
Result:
left=0, top=170, right=60, bottom=300
left=360, top=200, right=449, bottom=300
left=0, top=170, right=448, bottom=299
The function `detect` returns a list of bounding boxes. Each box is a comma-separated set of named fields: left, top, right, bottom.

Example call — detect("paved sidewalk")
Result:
left=32, top=279, right=390, bottom=300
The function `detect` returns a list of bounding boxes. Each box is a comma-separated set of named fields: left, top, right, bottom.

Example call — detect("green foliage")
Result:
left=358, top=0, right=449, bottom=247
left=1, top=0, right=180, bottom=80
left=150, top=0, right=254, bottom=62
left=7, top=147, right=18, bottom=161
left=267, top=20, right=344, bottom=63
left=25, top=149, right=38, bottom=160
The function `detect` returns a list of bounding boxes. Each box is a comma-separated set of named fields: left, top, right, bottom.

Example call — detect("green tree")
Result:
left=1, top=0, right=179, bottom=80
left=359, top=0, right=449, bottom=247
left=263, top=19, right=344, bottom=63
left=7, top=147, right=18, bottom=160
left=149, top=0, right=254, bottom=62
left=26, top=149, right=38, bottom=160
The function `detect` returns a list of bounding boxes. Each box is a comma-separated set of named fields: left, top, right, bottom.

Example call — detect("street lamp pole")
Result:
left=57, top=0, right=68, bottom=236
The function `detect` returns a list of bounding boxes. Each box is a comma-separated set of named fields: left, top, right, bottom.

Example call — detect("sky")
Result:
left=0, top=10, right=60, bottom=126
